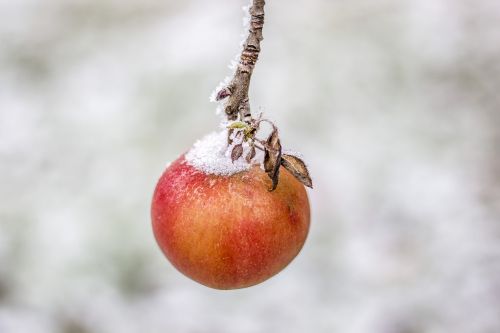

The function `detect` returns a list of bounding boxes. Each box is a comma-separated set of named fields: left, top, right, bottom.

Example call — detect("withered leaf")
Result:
left=266, top=139, right=282, bottom=191
left=270, top=163, right=280, bottom=191
left=246, top=145, right=256, bottom=163
left=264, top=148, right=272, bottom=173
left=231, top=144, right=243, bottom=162
left=281, top=154, right=313, bottom=188
left=262, top=128, right=283, bottom=191
left=269, top=156, right=281, bottom=191
left=266, top=127, right=280, bottom=149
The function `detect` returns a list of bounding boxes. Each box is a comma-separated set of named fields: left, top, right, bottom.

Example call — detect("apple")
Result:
left=151, top=155, right=310, bottom=289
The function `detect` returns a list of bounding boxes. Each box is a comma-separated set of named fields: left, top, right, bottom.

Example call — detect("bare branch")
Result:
left=219, top=0, right=266, bottom=122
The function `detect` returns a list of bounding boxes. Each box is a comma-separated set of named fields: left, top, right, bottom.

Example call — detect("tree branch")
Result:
left=216, top=0, right=266, bottom=123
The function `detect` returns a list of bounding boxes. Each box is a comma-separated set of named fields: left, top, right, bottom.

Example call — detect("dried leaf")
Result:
left=266, top=127, right=279, bottom=149
left=281, top=154, right=313, bottom=188
left=262, top=128, right=283, bottom=191
left=246, top=145, right=256, bottom=163
left=267, top=139, right=282, bottom=191
left=268, top=150, right=282, bottom=191
left=269, top=163, right=280, bottom=191
left=231, top=144, right=243, bottom=162
left=264, top=148, right=273, bottom=173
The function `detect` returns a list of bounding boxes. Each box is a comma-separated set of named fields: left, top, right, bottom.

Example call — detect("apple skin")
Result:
left=151, top=155, right=310, bottom=289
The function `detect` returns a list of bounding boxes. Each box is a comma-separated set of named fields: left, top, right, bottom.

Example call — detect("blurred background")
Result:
left=1, top=0, right=500, bottom=332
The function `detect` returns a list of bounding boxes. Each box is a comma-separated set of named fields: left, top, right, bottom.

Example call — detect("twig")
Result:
left=216, top=0, right=266, bottom=123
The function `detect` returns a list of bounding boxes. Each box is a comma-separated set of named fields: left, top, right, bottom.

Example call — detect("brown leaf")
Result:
left=266, top=127, right=280, bottom=149
left=231, top=144, right=243, bottom=162
left=266, top=139, right=282, bottom=191
left=268, top=148, right=281, bottom=192
left=281, top=154, right=313, bottom=188
left=262, top=128, right=283, bottom=191
left=269, top=163, right=280, bottom=191
left=246, top=145, right=256, bottom=163
left=264, top=148, right=272, bottom=173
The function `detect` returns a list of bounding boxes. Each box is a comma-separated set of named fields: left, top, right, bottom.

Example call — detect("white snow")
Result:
left=185, top=131, right=252, bottom=176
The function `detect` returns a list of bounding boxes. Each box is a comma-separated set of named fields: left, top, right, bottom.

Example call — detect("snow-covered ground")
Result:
left=1, top=0, right=500, bottom=332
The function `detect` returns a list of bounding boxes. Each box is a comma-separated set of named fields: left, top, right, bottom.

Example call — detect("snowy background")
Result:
left=1, top=0, right=500, bottom=332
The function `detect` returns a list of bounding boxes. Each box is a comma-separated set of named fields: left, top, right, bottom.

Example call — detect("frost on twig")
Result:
left=214, top=0, right=265, bottom=122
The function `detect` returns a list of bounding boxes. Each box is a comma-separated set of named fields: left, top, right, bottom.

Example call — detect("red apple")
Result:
left=151, top=155, right=310, bottom=289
